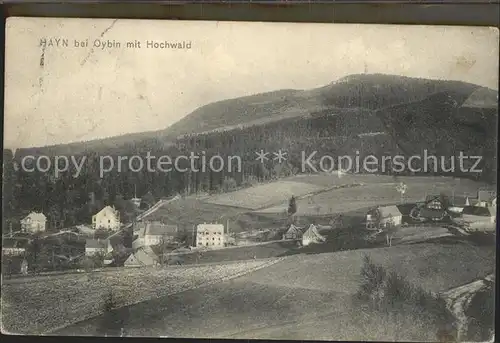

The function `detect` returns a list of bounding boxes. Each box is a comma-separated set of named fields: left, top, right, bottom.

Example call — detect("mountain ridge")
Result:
left=11, top=73, right=498, bottom=159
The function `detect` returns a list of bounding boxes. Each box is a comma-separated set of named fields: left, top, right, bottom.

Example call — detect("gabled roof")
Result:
left=21, top=212, right=46, bottom=222
left=196, top=223, right=224, bottom=233
left=124, top=253, right=142, bottom=266
left=377, top=205, right=402, bottom=218
left=128, top=246, right=158, bottom=266
left=302, top=224, right=326, bottom=242
left=285, top=224, right=302, bottom=236
left=94, top=206, right=119, bottom=217
left=85, top=239, right=109, bottom=249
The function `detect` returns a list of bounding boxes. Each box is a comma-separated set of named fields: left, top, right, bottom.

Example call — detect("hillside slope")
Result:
left=165, top=74, right=485, bottom=138
left=14, top=74, right=495, bottom=158
left=378, top=90, right=497, bottom=180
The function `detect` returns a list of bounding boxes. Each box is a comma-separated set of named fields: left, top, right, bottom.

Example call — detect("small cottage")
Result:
left=20, top=212, right=47, bottom=233
left=132, top=221, right=178, bottom=249
left=302, top=224, right=326, bottom=246
left=282, top=224, right=303, bottom=240
left=124, top=246, right=158, bottom=267
left=366, top=205, right=403, bottom=230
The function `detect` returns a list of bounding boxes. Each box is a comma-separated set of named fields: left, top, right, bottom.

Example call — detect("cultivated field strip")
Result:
left=1, top=258, right=283, bottom=335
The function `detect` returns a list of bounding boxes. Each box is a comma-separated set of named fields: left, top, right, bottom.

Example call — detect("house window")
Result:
left=108, top=220, right=111, bottom=223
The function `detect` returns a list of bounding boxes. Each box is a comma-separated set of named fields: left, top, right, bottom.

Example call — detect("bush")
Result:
left=465, top=283, right=495, bottom=341
left=97, top=289, right=124, bottom=336
left=353, top=254, right=457, bottom=341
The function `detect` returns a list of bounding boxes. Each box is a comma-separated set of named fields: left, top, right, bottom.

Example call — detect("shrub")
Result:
left=97, top=289, right=123, bottom=336
left=465, top=283, right=495, bottom=341
left=354, top=254, right=457, bottom=341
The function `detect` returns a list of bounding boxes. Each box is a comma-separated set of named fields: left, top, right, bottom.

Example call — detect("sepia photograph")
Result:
left=2, top=17, right=498, bottom=341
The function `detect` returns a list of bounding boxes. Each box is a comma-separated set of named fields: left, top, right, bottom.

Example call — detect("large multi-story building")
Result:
left=196, top=223, right=225, bottom=248
left=92, top=206, right=121, bottom=231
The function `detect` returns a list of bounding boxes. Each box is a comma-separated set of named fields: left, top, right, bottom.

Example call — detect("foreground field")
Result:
left=0, top=259, right=280, bottom=335
left=54, top=240, right=495, bottom=340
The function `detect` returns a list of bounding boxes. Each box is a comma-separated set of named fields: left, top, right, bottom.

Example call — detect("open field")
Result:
left=167, top=241, right=297, bottom=265
left=256, top=176, right=487, bottom=215
left=54, top=239, right=495, bottom=340
left=144, top=174, right=488, bottom=234
left=0, top=259, right=280, bottom=335
left=203, top=180, right=326, bottom=210
left=245, top=240, right=495, bottom=294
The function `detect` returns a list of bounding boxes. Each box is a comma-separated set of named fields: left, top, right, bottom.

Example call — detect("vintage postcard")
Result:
left=2, top=17, right=498, bottom=341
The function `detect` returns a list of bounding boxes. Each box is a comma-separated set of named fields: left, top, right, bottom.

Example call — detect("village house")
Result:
left=477, top=190, right=497, bottom=207
left=425, top=195, right=471, bottom=213
left=124, top=246, right=159, bottom=267
left=366, top=205, right=403, bottom=230
left=282, top=224, right=303, bottom=240
left=2, top=238, right=27, bottom=257
left=132, top=221, right=178, bottom=249
left=454, top=205, right=497, bottom=232
left=425, top=190, right=497, bottom=213
left=92, top=206, right=121, bottom=231
left=196, top=223, right=225, bottom=248
left=301, top=224, right=326, bottom=246
left=85, top=238, right=112, bottom=256
left=20, top=212, right=46, bottom=233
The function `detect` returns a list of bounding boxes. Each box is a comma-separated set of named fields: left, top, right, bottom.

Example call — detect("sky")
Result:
left=4, top=18, right=499, bottom=149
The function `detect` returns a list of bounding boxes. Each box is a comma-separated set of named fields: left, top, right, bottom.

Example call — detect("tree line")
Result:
left=3, top=107, right=495, bottom=233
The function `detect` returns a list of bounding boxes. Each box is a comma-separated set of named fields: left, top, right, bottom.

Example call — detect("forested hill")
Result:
left=3, top=74, right=497, bottom=231
left=13, top=74, right=495, bottom=158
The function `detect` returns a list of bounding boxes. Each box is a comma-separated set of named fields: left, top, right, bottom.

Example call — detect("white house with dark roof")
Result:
left=20, top=212, right=46, bottom=233
left=366, top=205, right=402, bottom=230
left=92, top=206, right=121, bottom=231
left=132, top=221, right=178, bottom=249
left=196, top=223, right=225, bottom=248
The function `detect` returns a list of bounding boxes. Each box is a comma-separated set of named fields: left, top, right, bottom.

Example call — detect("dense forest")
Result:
left=3, top=74, right=497, bottom=234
